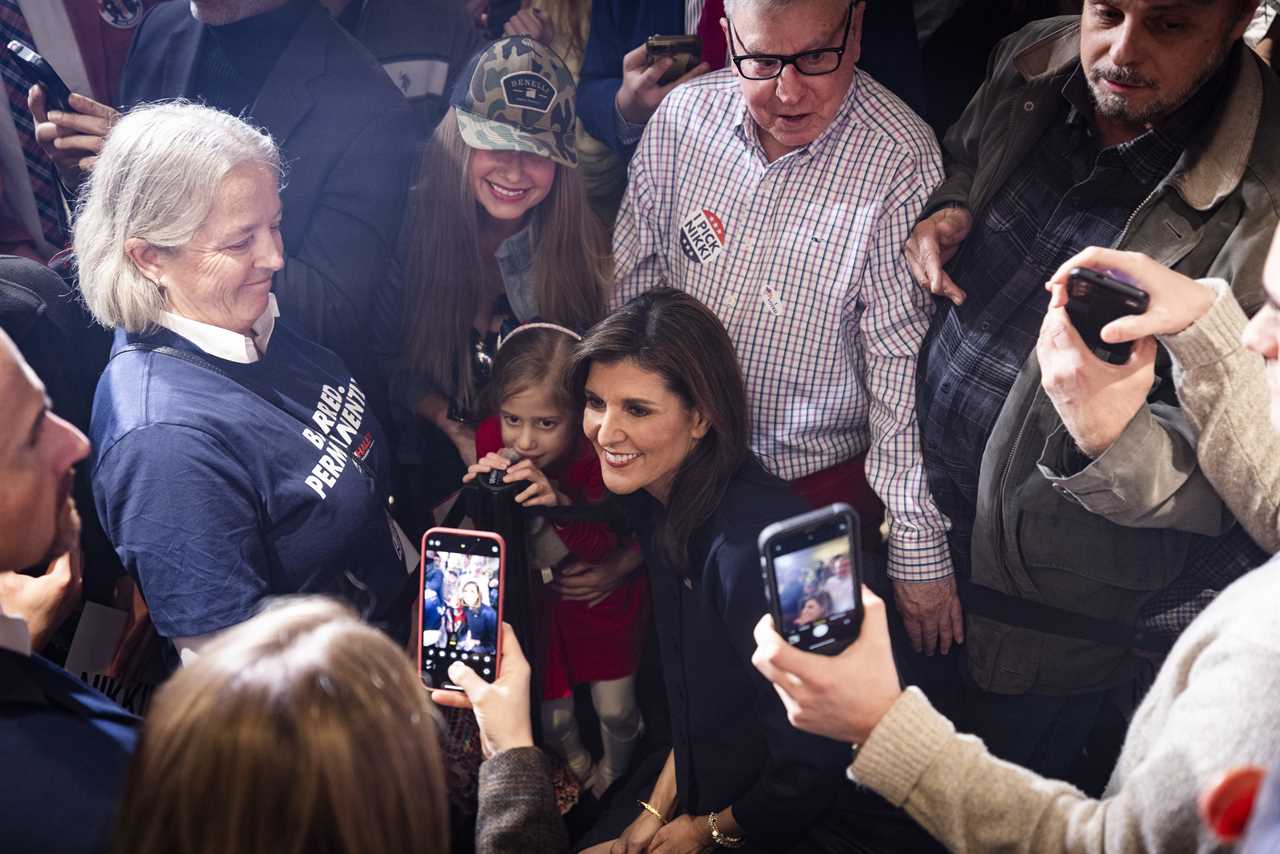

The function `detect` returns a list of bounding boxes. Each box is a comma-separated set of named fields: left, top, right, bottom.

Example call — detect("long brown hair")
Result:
left=571, top=289, right=752, bottom=572
left=110, top=598, right=450, bottom=854
left=404, top=109, right=611, bottom=416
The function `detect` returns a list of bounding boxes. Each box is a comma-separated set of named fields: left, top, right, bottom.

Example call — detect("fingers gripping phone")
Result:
left=646, top=34, right=702, bottom=85
left=759, top=503, right=863, bottom=656
left=419, top=527, right=506, bottom=691
left=1065, top=267, right=1151, bottom=365
left=5, top=40, right=71, bottom=113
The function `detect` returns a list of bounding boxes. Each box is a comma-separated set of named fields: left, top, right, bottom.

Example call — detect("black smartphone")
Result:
left=485, top=0, right=522, bottom=39
left=1065, top=267, right=1150, bottom=365
left=419, top=527, right=506, bottom=691
left=5, top=40, right=71, bottom=113
left=646, top=34, right=702, bottom=85
left=758, top=503, right=863, bottom=655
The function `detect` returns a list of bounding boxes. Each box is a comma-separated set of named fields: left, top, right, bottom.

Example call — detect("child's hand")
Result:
left=503, top=459, right=568, bottom=507
left=462, top=451, right=515, bottom=483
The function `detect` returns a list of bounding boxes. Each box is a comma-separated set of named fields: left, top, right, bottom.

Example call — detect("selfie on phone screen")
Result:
left=761, top=505, right=863, bottom=654
left=420, top=529, right=504, bottom=689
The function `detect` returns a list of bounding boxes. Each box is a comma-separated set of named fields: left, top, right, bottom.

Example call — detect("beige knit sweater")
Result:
left=1161, top=282, right=1280, bottom=553
left=851, top=555, right=1280, bottom=853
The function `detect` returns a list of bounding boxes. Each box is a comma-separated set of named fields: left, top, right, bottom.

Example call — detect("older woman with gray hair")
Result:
left=82, top=102, right=413, bottom=661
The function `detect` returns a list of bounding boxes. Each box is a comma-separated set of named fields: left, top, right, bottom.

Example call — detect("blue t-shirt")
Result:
left=91, top=323, right=410, bottom=642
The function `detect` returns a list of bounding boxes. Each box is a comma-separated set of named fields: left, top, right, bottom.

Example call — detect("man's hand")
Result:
left=1047, top=247, right=1216, bottom=343
left=649, top=815, right=713, bottom=853
left=904, top=206, right=973, bottom=305
left=0, top=500, right=82, bottom=652
left=1038, top=289, right=1158, bottom=458
left=431, top=623, right=534, bottom=758
left=616, top=43, right=711, bottom=126
left=751, top=586, right=903, bottom=746
left=551, top=546, right=641, bottom=605
left=892, top=575, right=963, bottom=656
left=502, top=4, right=554, bottom=43
left=30, top=87, right=119, bottom=190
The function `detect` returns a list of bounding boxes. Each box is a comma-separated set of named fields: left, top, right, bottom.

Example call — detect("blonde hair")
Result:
left=403, top=109, right=612, bottom=417
left=110, top=597, right=450, bottom=854
left=73, top=101, right=280, bottom=332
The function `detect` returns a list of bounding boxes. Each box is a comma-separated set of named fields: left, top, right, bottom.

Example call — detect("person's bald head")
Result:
left=0, top=331, right=89, bottom=571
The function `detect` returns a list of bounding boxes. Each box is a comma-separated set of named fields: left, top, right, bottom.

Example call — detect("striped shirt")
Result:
left=613, top=68, right=953, bottom=581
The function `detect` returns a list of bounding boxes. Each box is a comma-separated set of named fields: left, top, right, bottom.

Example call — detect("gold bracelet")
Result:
left=638, top=800, right=667, bottom=825
left=707, top=811, right=745, bottom=849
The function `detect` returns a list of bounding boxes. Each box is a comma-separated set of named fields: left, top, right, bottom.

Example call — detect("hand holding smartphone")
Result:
left=1064, top=267, right=1151, bottom=365
left=419, top=527, right=506, bottom=691
left=759, top=503, right=863, bottom=656
left=646, top=34, right=702, bottom=85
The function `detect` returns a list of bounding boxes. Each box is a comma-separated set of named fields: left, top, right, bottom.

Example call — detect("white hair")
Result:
left=723, top=0, right=847, bottom=18
left=73, top=101, right=281, bottom=332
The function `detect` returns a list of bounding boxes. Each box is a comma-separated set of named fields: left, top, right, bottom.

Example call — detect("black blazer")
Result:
left=622, top=460, right=854, bottom=851
left=119, top=3, right=418, bottom=401
left=0, top=651, right=138, bottom=854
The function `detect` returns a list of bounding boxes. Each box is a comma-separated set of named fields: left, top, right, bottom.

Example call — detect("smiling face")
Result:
left=1080, top=0, right=1251, bottom=140
left=499, top=381, right=576, bottom=471
left=581, top=358, right=709, bottom=504
left=462, top=582, right=482, bottom=608
left=134, top=160, right=284, bottom=336
left=469, top=148, right=556, bottom=225
left=0, top=334, right=90, bottom=572
left=725, top=0, right=863, bottom=162
left=1242, top=226, right=1280, bottom=430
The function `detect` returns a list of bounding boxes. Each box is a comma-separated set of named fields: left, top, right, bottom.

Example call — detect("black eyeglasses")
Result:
left=726, top=1, right=855, bottom=81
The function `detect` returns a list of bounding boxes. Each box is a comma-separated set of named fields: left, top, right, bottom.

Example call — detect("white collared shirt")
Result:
left=0, top=609, right=32, bottom=657
left=158, top=294, right=280, bottom=363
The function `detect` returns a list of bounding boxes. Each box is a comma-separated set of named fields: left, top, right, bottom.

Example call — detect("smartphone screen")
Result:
left=420, top=527, right=505, bottom=690
left=760, top=504, right=863, bottom=655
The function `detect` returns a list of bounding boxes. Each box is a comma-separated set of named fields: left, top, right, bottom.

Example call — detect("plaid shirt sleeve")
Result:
left=612, top=132, right=672, bottom=309
left=857, top=144, right=955, bottom=582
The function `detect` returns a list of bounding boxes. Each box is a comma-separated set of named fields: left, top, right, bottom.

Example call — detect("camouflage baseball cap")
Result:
left=451, top=37, right=578, bottom=168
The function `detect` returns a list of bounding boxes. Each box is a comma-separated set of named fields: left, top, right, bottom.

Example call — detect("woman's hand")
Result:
left=552, top=546, right=642, bottom=605
left=606, top=809, right=665, bottom=854
left=1046, top=247, right=1217, bottom=342
left=649, top=815, right=713, bottom=853
left=431, top=623, right=534, bottom=758
left=751, top=586, right=903, bottom=746
left=504, top=458, right=568, bottom=507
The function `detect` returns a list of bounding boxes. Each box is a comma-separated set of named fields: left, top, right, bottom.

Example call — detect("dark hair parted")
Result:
left=571, top=289, right=752, bottom=573
left=483, top=326, right=578, bottom=418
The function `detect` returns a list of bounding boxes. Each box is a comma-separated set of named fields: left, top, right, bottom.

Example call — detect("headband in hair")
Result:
left=496, top=321, right=582, bottom=352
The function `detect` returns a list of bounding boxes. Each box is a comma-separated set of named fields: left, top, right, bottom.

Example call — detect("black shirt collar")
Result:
left=205, top=0, right=311, bottom=86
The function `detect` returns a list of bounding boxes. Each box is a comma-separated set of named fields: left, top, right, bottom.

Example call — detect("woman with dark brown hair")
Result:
left=109, top=597, right=568, bottom=854
left=572, top=289, right=868, bottom=854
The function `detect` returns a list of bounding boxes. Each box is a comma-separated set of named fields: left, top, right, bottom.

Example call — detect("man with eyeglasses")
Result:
left=613, top=0, right=961, bottom=675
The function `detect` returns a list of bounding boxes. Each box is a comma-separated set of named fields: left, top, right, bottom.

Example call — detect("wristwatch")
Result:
left=707, top=811, right=744, bottom=849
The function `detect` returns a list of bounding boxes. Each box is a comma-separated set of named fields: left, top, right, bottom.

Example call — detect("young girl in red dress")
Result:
left=464, top=322, right=648, bottom=796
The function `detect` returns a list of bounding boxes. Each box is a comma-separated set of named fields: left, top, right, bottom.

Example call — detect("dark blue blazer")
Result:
left=118, top=2, right=418, bottom=409
left=620, top=460, right=855, bottom=850
left=578, top=0, right=927, bottom=150
left=0, top=651, right=138, bottom=854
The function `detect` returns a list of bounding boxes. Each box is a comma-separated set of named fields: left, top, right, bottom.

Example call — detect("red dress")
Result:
left=476, top=418, right=649, bottom=699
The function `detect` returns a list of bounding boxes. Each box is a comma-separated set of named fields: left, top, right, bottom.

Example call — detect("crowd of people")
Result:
left=2, top=0, right=1280, bottom=852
